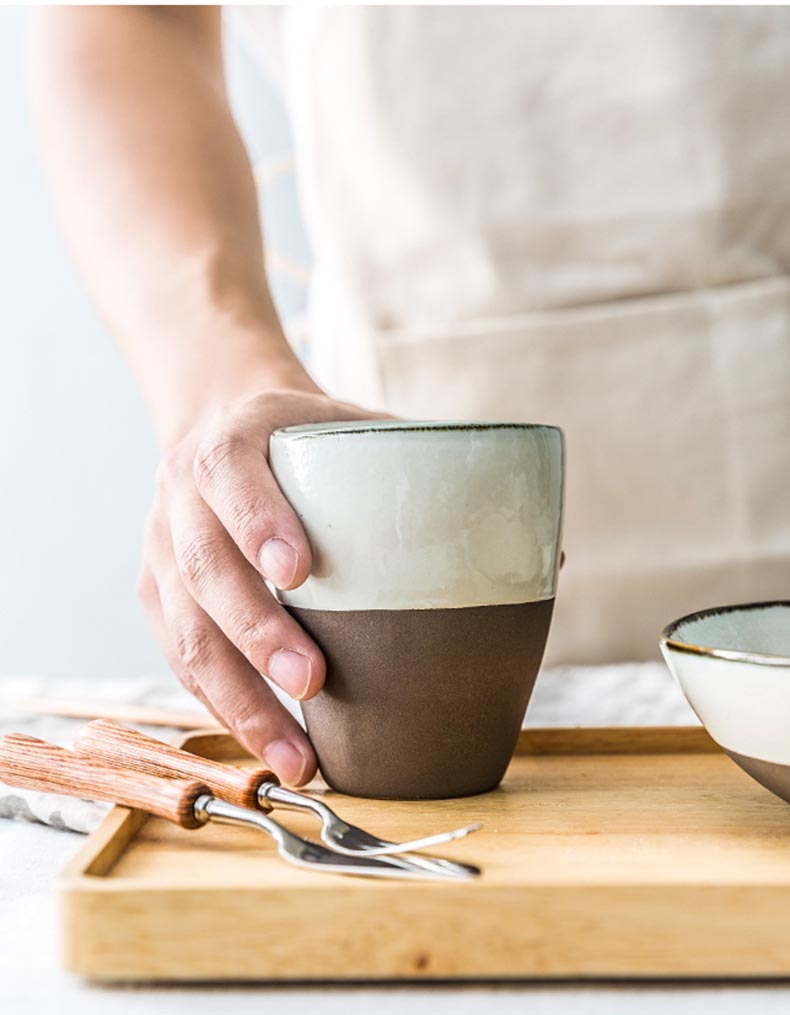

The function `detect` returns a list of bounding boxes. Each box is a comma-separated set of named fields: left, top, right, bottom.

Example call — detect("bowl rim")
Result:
left=660, top=600, right=790, bottom=667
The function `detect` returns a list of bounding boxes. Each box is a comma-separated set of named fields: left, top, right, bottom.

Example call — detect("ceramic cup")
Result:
left=661, top=602, right=790, bottom=804
left=269, top=420, right=565, bottom=799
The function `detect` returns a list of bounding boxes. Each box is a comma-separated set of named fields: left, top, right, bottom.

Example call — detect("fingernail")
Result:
left=259, top=538, right=299, bottom=588
left=265, top=740, right=308, bottom=785
left=268, top=649, right=312, bottom=700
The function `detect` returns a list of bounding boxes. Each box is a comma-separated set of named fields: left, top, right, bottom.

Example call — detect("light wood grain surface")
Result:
left=61, top=726, right=790, bottom=981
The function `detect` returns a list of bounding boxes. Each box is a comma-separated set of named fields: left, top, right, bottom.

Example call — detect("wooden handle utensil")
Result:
left=0, top=730, right=473, bottom=881
left=0, top=733, right=209, bottom=829
left=0, top=734, right=458, bottom=876
left=73, top=721, right=482, bottom=868
left=0, top=731, right=471, bottom=880
left=74, top=719, right=276, bottom=810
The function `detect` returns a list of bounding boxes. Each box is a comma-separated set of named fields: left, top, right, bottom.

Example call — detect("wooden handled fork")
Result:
left=0, top=733, right=468, bottom=880
left=74, top=720, right=482, bottom=861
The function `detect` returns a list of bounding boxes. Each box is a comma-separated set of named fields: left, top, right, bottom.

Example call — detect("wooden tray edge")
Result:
left=515, top=724, right=715, bottom=756
left=61, top=807, right=148, bottom=887
left=176, top=724, right=718, bottom=763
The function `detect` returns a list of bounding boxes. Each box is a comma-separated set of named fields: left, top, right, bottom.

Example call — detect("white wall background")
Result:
left=0, top=7, right=308, bottom=680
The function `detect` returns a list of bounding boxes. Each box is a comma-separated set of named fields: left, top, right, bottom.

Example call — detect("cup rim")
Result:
left=273, top=419, right=564, bottom=440
left=660, top=600, right=790, bottom=667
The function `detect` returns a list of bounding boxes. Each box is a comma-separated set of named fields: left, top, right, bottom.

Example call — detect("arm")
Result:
left=30, top=6, right=309, bottom=441
left=30, top=6, right=375, bottom=784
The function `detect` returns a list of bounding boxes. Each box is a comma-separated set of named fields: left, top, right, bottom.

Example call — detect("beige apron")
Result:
left=238, top=6, right=790, bottom=664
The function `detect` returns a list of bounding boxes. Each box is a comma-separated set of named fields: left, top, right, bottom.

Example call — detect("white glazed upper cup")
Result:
left=269, top=420, right=565, bottom=612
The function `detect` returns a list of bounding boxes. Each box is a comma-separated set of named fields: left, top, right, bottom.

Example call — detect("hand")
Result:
left=138, top=388, right=385, bottom=785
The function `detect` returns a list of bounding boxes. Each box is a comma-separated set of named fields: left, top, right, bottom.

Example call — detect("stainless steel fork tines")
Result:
left=195, top=795, right=476, bottom=879
left=260, top=782, right=481, bottom=856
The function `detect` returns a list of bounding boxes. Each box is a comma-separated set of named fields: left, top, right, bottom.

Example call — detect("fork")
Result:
left=75, top=720, right=481, bottom=857
left=0, top=733, right=474, bottom=880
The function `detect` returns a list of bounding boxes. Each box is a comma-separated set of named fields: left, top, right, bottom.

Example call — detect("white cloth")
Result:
left=236, top=6, right=790, bottom=666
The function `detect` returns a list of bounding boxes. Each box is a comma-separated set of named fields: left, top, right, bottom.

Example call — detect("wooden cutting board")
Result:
left=61, top=726, right=790, bottom=981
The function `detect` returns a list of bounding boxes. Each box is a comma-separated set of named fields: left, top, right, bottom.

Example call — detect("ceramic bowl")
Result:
left=661, top=602, right=790, bottom=803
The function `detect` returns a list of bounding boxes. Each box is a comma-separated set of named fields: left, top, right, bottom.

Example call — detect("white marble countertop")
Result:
left=3, top=669, right=790, bottom=1013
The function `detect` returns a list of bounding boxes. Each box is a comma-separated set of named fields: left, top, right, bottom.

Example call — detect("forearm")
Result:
left=29, top=6, right=317, bottom=447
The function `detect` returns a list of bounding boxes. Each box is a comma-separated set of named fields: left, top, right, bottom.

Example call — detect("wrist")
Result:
left=151, top=330, right=321, bottom=450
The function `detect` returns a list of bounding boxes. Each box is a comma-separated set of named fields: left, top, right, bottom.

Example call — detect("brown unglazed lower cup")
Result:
left=292, top=598, right=554, bottom=799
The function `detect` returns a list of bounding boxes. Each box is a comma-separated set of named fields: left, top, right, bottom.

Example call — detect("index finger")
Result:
left=193, top=427, right=311, bottom=592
